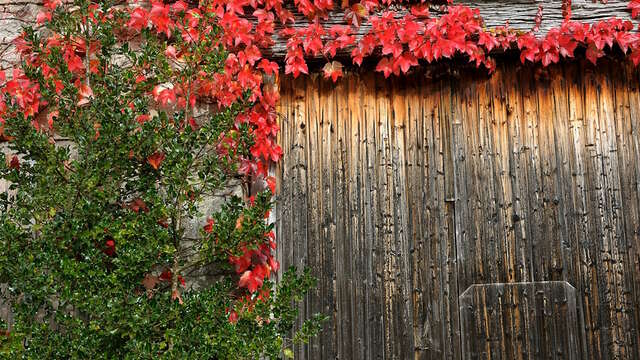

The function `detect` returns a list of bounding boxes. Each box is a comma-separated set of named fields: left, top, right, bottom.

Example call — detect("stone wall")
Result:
left=0, top=0, right=40, bottom=71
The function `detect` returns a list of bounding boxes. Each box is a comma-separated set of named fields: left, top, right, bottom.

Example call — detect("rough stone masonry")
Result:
left=0, top=0, right=41, bottom=71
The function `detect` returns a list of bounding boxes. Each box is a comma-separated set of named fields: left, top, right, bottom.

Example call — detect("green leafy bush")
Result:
left=0, top=0, right=323, bottom=358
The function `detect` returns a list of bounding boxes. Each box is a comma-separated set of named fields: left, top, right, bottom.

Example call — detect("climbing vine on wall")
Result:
left=257, top=0, right=640, bottom=80
left=0, top=0, right=324, bottom=358
left=1, top=0, right=640, bottom=357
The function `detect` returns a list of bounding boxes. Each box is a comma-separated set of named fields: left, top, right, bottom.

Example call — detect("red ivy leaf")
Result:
left=128, top=198, right=149, bottom=213
left=127, top=7, right=148, bottom=31
left=136, top=114, right=151, bottom=124
left=36, top=11, right=53, bottom=24
left=239, top=265, right=269, bottom=293
left=152, top=85, right=176, bottom=106
left=239, top=270, right=260, bottom=292
left=517, top=33, right=539, bottom=63
left=269, top=257, right=280, bottom=273
left=164, top=45, right=177, bottom=58
left=345, top=3, right=368, bottom=27
left=159, top=269, right=172, bottom=281
left=171, top=289, right=184, bottom=304
left=189, top=117, right=198, bottom=130
left=322, top=61, right=344, bottom=82
left=284, top=48, right=309, bottom=78
left=478, top=32, right=499, bottom=53
left=375, top=57, right=394, bottom=78
left=157, top=217, right=169, bottom=228
left=629, top=0, right=640, bottom=19
left=103, top=239, right=116, bottom=257
left=149, top=1, right=172, bottom=37
left=147, top=151, right=166, bottom=170
left=77, top=83, right=93, bottom=106
left=228, top=310, right=239, bottom=324
left=585, top=43, right=604, bottom=65
left=258, top=59, right=279, bottom=75
left=204, top=218, right=215, bottom=233
left=142, top=274, right=159, bottom=291
left=558, top=35, right=577, bottom=58
left=7, top=155, right=19, bottom=170
left=410, top=4, right=430, bottom=18
left=394, top=52, right=418, bottom=73
left=615, top=31, right=637, bottom=54
left=171, top=1, right=188, bottom=13
left=266, top=176, right=277, bottom=193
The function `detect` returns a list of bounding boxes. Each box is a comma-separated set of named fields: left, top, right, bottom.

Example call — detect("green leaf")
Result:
left=284, top=348, right=294, bottom=358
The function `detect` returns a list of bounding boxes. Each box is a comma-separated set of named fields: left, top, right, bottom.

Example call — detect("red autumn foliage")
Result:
left=8, top=155, right=19, bottom=170
left=146, top=151, right=166, bottom=170
left=128, top=198, right=149, bottom=213
left=103, top=239, right=116, bottom=257
left=322, top=61, right=344, bottom=82
left=159, top=269, right=186, bottom=287
left=203, top=218, right=215, bottom=233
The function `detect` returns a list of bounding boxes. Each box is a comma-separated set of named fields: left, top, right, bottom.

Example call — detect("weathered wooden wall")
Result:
left=275, top=59, right=640, bottom=359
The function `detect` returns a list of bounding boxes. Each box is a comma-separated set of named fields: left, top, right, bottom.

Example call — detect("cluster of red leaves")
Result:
left=1, top=70, right=41, bottom=119
left=120, top=1, right=283, bottom=181
left=0, top=3, right=109, bottom=139
left=205, top=209, right=280, bottom=295
left=273, top=1, right=640, bottom=81
left=229, top=232, right=280, bottom=293
left=159, top=269, right=186, bottom=287
left=218, top=0, right=640, bottom=81
left=517, top=18, right=640, bottom=67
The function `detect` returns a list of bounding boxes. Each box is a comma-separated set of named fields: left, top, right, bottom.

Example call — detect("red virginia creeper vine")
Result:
left=3, top=0, right=640, bottom=323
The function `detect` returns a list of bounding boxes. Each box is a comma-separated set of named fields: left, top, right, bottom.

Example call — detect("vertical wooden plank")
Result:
left=549, top=63, right=579, bottom=359
left=549, top=64, right=576, bottom=287
left=275, top=75, right=291, bottom=281
left=520, top=66, right=545, bottom=360
left=298, top=75, right=313, bottom=360
left=319, top=74, right=338, bottom=360
left=563, top=61, right=593, bottom=360
left=492, top=65, right=521, bottom=359
left=405, top=70, right=427, bottom=360
left=439, top=74, right=459, bottom=360
left=594, top=60, right=632, bottom=358
left=333, top=73, right=352, bottom=360
left=346, top=73, right=366, bottom=359
left=376, top=72, right=400, bottom=359
left=390, top=77, right=416, bottom=359
left=583, top=62, right=612, bottom=360
left=452, top=70, right=481, bottom=358
left=503, top=65, right=535, bottom=359
left=619, top=63, right=640, bottom=360
left=365, top=72, right=385, bottom=359
left=420, top=75, right=455, bottom=359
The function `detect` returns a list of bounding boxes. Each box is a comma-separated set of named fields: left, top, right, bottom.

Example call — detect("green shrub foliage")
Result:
left=0, top=0, right=324, bottom=358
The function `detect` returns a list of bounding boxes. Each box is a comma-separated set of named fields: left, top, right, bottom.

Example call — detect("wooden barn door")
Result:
left=275, top=60, right=640, bottom=360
